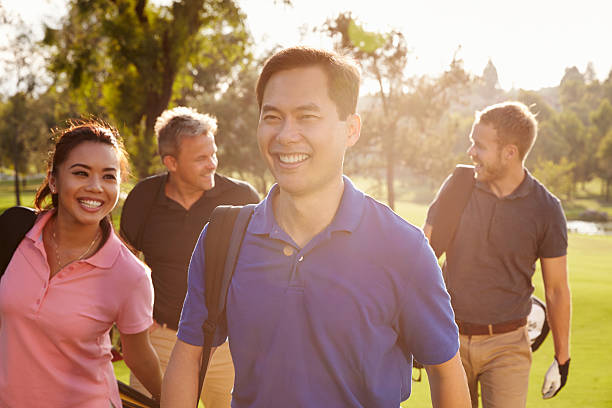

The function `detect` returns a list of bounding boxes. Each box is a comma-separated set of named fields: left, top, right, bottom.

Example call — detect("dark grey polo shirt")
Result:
left=120, top=173, right=260, bottom=330
left=426, top=170, right=567, bottom=325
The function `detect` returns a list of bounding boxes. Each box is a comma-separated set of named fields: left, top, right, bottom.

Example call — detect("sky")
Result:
left=2, top=0, right=611, bottom=91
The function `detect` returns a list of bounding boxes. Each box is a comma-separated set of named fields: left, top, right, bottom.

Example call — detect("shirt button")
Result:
left=283, top=245, right=294, bottom=256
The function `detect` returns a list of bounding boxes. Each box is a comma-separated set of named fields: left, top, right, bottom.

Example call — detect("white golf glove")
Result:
left=542, top=357, right=570, bottom=399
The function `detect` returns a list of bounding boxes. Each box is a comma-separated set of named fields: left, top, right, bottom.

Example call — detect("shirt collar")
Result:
left=26, top=209, right=52, bottom=242
left=157, top=173, right=228, bottom=208
left=26, top=209, right=122, bottom=269
left=475, top=168, right=534, bottom=200
left=248, top=175, right=365, bottom=237
left=85, top=230, right=122, bottom=269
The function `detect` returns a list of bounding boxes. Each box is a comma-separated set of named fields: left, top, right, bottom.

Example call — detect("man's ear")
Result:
left=503, top=144, right=519, bottom=162
left=162, top=155, right=178, bottom=172
left=345, top=113, right=361, bottom=148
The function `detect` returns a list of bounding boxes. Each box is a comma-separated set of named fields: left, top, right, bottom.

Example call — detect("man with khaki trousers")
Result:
left=120, top=107, right=260, bottom=406
left=424, top=102, right=571, bottom=407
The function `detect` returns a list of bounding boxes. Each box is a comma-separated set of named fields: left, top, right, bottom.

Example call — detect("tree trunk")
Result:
left=13, top=162, right=21, bottom=206
left=136, top=122, right=157, bottom=179
left=386, top=152, right=395, bottom=210
left=383, top=120, right=397, bottom=211
left=132, top=64, right=177, bottom=179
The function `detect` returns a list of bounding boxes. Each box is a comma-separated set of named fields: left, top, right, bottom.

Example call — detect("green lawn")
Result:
left=400, top=232, right=612, bottom=407
left=0, top=178, right=39, bottom=211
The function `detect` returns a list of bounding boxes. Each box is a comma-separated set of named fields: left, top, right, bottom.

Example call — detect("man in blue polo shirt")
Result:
left=162, top=46, right=470, bottom=407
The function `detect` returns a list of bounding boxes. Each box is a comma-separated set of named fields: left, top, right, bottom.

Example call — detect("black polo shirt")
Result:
left=120, top=173, right=260, bottom=330
left=427, top=170, right=567, bottom=325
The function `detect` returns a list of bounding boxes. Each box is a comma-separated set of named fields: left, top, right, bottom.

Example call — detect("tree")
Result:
left=0, top=8, right=50, bottom=205
left=597, top=129, right=612, bottom=201
left=590, top=98, right=612, bottom=138
left=532, top=158, right=575, bottom=201
left=43, top=0, right=251, bottom=178
left=552, top=111, right=589, bottom=196
left=323, top=13, right=470, bottom=209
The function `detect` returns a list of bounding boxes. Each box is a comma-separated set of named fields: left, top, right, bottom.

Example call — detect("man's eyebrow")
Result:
left=261, top=103, right=321, bottom=114
left=69, top=163, right=117, bottom=172
left=295, top=103, right=320, bottom=112
left=261, top=104, right=279, bottom=113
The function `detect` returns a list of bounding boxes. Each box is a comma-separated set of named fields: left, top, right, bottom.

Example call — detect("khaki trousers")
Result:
left=130, top=325, right=235, bottom=408
left=459, top=326, right=532, bottom=408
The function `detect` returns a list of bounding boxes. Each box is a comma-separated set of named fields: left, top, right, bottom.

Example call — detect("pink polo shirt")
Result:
left=0, top=210, right=154, bottom=408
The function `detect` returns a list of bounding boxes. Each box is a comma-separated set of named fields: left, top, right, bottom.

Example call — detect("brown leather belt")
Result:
left=457, top=317, right=527, bottom=335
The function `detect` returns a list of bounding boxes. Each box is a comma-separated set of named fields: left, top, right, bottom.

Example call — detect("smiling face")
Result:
left=467, top=122, right=507, bottom=182
left=49, top=141, right=121, bottom=227
left=257, top=65, right=360, bottom=197
left=165, top=132, right=218, bottom=192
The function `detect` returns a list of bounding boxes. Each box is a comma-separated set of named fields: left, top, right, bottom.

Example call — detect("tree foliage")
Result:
left=43, top=0, right=251, bottom=177
left=323, top=13, right=470, bottom=209
left=597, top=129, right=612, bottom=200
left=0, top=8, right=52, bottom=204
left=533, top=158, right=575, bottom=201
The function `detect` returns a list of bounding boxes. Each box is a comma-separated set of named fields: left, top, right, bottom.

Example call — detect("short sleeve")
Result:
left=177, top=225, right=228, bottom=347
left=116, top=272, right=154, bottom=334
left=397, top=236, right=459, bottom=365
left=538, top=199, right=568, bottom=259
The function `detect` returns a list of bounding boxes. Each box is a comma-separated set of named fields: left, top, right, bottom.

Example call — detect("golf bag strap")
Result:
left=0, top=206, right=38, bottom=277
left=197, top=204, right=255, bottom=405
left=430, top=165, right=476, bottom=258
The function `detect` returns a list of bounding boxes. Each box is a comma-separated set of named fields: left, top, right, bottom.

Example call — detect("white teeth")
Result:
left=79, top=199, right=103, bottom=208
left=279, top=153, right=309, bottom=164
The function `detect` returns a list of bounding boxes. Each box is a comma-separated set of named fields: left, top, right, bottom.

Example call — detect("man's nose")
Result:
left=277, top=118, right=301, bottom=144
left=467, top=144, right=475, bottom=156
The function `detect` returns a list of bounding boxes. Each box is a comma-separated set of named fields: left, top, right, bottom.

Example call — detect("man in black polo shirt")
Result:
left=120, top=106, right=259, bottom=407
left=424, top=102, right=571, bottom=408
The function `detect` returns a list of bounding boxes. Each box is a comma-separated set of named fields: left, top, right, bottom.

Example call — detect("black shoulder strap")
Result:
left=0, top=206, right=38, bottom=277
left=197, top=204, right=255, bottom=403
left=430, top=165, right=476, bottom=258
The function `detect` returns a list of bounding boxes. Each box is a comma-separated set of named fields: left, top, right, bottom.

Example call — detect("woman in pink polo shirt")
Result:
left=0, top=121, right=162, bottom=407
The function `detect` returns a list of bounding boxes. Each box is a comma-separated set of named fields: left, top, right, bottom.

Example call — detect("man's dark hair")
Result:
left=256, top=46, right=361, bottom=120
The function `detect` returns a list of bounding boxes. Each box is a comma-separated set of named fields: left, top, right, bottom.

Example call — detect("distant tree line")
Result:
left=1, top=2, right=611, bottom=207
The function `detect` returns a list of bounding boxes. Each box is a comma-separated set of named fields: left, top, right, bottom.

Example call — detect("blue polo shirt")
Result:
left=178, top=176, right=458, bottom=407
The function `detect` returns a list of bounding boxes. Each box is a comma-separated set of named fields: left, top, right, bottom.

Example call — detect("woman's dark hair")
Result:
left=34, top=120, right=130, bottom=238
